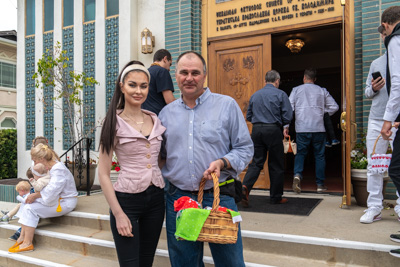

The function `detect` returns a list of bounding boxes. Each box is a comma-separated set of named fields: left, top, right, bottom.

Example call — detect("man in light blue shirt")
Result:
left=289, top=68, right=339, bottom=193
left=159, top=51, right=253, bottom=267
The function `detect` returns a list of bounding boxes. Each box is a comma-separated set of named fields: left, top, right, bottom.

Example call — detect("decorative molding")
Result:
left=25, top=36, right=35, bottom=150
left=43, top=32, right=54, bottom=147
left=63, top=27, right=74, bottom=149
left=223, top=58, right=235, bottom=72
left=83, top=22, right=96, bottom=150
left=105, top=16, right=119, bottom=109
left=0, top=51, right=17, bottom=61
left=229, top=73, right=249, bottom=99
left=243, top=56, right=254, bottom=69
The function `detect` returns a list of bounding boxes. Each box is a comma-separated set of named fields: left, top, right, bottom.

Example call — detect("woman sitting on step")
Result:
left=8, top=143, right=78, bottom=253
left=98, top=60, right=166, bottom=267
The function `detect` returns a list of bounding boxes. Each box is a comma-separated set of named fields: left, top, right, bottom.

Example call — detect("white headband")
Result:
left=120, top=64, right=151, bottom=83
left=31, top=167, right=47, bottom=177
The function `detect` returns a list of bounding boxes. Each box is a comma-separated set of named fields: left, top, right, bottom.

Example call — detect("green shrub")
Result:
left=0, top=129, right=17, bottom=179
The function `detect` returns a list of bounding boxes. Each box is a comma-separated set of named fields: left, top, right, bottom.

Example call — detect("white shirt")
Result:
left=383, top=35, right=400, bottom=122
left=40, top=162, right=78, bottom=206
left=289, top=83, right=339, bottom=133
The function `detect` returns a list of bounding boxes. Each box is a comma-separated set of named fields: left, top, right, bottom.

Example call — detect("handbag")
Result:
left=283, top=136, right=297, bottom=155
left=370, top=134, right=392, bottom=174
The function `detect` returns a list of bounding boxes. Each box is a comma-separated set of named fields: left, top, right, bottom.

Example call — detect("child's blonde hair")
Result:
left=33, top=163, right=47, bottom=176
left=32, top=136, right=48, bottom=147
left=31, top=143, right=60, bottom=163
left=16, top=181, right=31, bottom=192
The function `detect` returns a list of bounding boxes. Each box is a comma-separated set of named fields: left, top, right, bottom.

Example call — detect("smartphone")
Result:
left=372, top=71, right=382, bottom=80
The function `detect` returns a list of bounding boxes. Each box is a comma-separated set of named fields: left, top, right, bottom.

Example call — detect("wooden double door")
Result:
left=208, top=35, right=272, bottom=189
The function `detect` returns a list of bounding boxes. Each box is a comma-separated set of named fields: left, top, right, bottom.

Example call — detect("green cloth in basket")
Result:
left=175, top=208, right=211, bottom=241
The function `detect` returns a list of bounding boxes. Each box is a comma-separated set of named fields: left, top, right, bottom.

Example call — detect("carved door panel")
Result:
left=208, top=35, right=271, bottom=189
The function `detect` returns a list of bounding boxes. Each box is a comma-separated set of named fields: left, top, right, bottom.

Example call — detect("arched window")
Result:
left=1, top=118, right=16, bottom=128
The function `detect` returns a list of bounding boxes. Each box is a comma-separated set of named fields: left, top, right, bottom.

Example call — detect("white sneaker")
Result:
left=360, top=209, right=382, bottom=224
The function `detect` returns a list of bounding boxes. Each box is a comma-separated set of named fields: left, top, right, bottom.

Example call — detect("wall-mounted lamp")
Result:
left=141, top=28, right=155, bottom=54
left=285, top=39, right=305, bottom=53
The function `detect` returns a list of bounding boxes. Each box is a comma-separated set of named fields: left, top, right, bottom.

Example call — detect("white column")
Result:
left=95, top=0, right=106, bottom=151
left=17, top=0, right=28, bottom=178
left=119, top=0, right=138, bottom=71
left=35, top=0, right=44, bottom=137
left=74, top=0, right=83, bottom=74
left=53, top=0, right=63, bottom=153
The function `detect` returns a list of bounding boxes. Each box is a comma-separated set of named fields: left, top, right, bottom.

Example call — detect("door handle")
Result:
left=340, top=112, right=346, bottom=131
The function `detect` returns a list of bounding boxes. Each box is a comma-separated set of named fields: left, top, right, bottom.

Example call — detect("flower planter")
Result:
left=110, top=170, right=119, bottom=185
left=351, top=169, right=389, bottom=207
left=68, top=164, right=97, bottom=191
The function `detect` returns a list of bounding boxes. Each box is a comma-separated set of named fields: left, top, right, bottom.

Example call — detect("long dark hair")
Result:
left=99, top=60, right=146, bottom=154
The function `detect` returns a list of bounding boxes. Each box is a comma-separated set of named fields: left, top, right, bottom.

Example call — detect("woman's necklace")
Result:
left=124, top=112, right=145, bottom=133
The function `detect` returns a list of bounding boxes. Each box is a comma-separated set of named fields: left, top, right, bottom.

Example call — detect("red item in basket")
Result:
left=174, top=196, right=201, bottom=212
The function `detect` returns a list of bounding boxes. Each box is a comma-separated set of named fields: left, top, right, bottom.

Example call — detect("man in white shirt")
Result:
left=378, top=6, right=400, bottom=257
left=289, top=68, right=339, bottom=193
left=362, top=25, right=399, bottom=224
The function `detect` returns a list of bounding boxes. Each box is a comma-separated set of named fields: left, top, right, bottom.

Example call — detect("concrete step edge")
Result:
left=0, top=249, right=70, bottom=267
left=0, top=225, right=274, bottom=267
left=242, top=230, right=399, bottom=253
left=59, top=211, right=400, bottom=253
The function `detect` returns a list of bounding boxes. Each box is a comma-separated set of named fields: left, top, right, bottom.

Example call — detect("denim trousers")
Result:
left=166, top=183, right=245, bottom=267
left=110, top=186, right=165, bottom=267
left=294, top=132, right=326, bottom=185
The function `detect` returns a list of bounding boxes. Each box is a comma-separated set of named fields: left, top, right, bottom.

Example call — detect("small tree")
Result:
left=33, top=42, right=99, bottom=148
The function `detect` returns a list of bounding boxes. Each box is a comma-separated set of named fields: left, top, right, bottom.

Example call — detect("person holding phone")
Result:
left=361, top=24, right=400, bottom=224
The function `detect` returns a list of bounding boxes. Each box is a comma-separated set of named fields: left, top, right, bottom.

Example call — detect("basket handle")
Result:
left=198, top=173, right=220, bottom=212
left=371, top=125, right=396, bottom=155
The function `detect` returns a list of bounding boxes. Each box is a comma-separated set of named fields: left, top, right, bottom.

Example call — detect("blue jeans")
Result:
left=294, top=132, right=326, bottom=185
left=166, top=183, right=245, bottom=267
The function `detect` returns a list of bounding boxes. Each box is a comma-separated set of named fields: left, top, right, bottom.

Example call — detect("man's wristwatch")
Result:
left=220, top=157, right=228, bottom=170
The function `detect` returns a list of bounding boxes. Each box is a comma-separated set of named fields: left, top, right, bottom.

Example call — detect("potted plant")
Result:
left=110, top=155, right=120, bottom=185
left=350, top=133, right=389, bottom=207
left=33, top=42, right=100, bottom=190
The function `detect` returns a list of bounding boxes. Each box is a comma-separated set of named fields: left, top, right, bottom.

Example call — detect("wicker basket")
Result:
left=196, top=173, right=239, bottom=244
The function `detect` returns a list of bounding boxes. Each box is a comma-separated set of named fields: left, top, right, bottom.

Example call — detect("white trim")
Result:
left=0, top=87, right=17, bottom=92
left=0, top=250, right=70, bottom=267
left=240, top=230, right=399, bottom=253
left=0, top=37, right=17, bottom=47
left=66, top=211, right=110, bottom=221
left=38, top=211, right=400, bottom=253
left=0, top=55, right=17, bottom=64
left=17, top=0, right=28, bottom=179
left=53, top=0, right=63, bottom=153
left=35, top=0, right=44, bottom=137
left=95, top=0, right=105, bottom=151
left=0, top=224, right=274, bottom=267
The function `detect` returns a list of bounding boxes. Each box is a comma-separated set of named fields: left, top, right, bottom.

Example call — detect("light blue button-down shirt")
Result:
left=289, top=83, right=339, bottom=133
left=158, top=88, right=254, bottom=191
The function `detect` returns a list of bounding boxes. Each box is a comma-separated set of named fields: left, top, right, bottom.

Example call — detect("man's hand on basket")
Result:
left=381, top=120, right=394, bottom=140
left=394, top=122, right=400, bottom=129
left=203, top=159, right=226, bottom=180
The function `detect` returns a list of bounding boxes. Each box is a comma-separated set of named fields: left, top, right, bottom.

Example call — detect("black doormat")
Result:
left=238, top=195, right=322, bottom=216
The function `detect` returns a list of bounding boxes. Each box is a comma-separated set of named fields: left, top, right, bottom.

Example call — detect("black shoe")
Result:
left=390, top=234, right=400, bottom=243
left=389, top=248, right=400, bottom=258
left=241, top=185, right=249, bottom=208
left=8, top=231, right=20, bottom=241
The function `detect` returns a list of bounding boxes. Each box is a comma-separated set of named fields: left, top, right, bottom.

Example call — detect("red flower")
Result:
left=115, top=166, right=120, bottom=172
